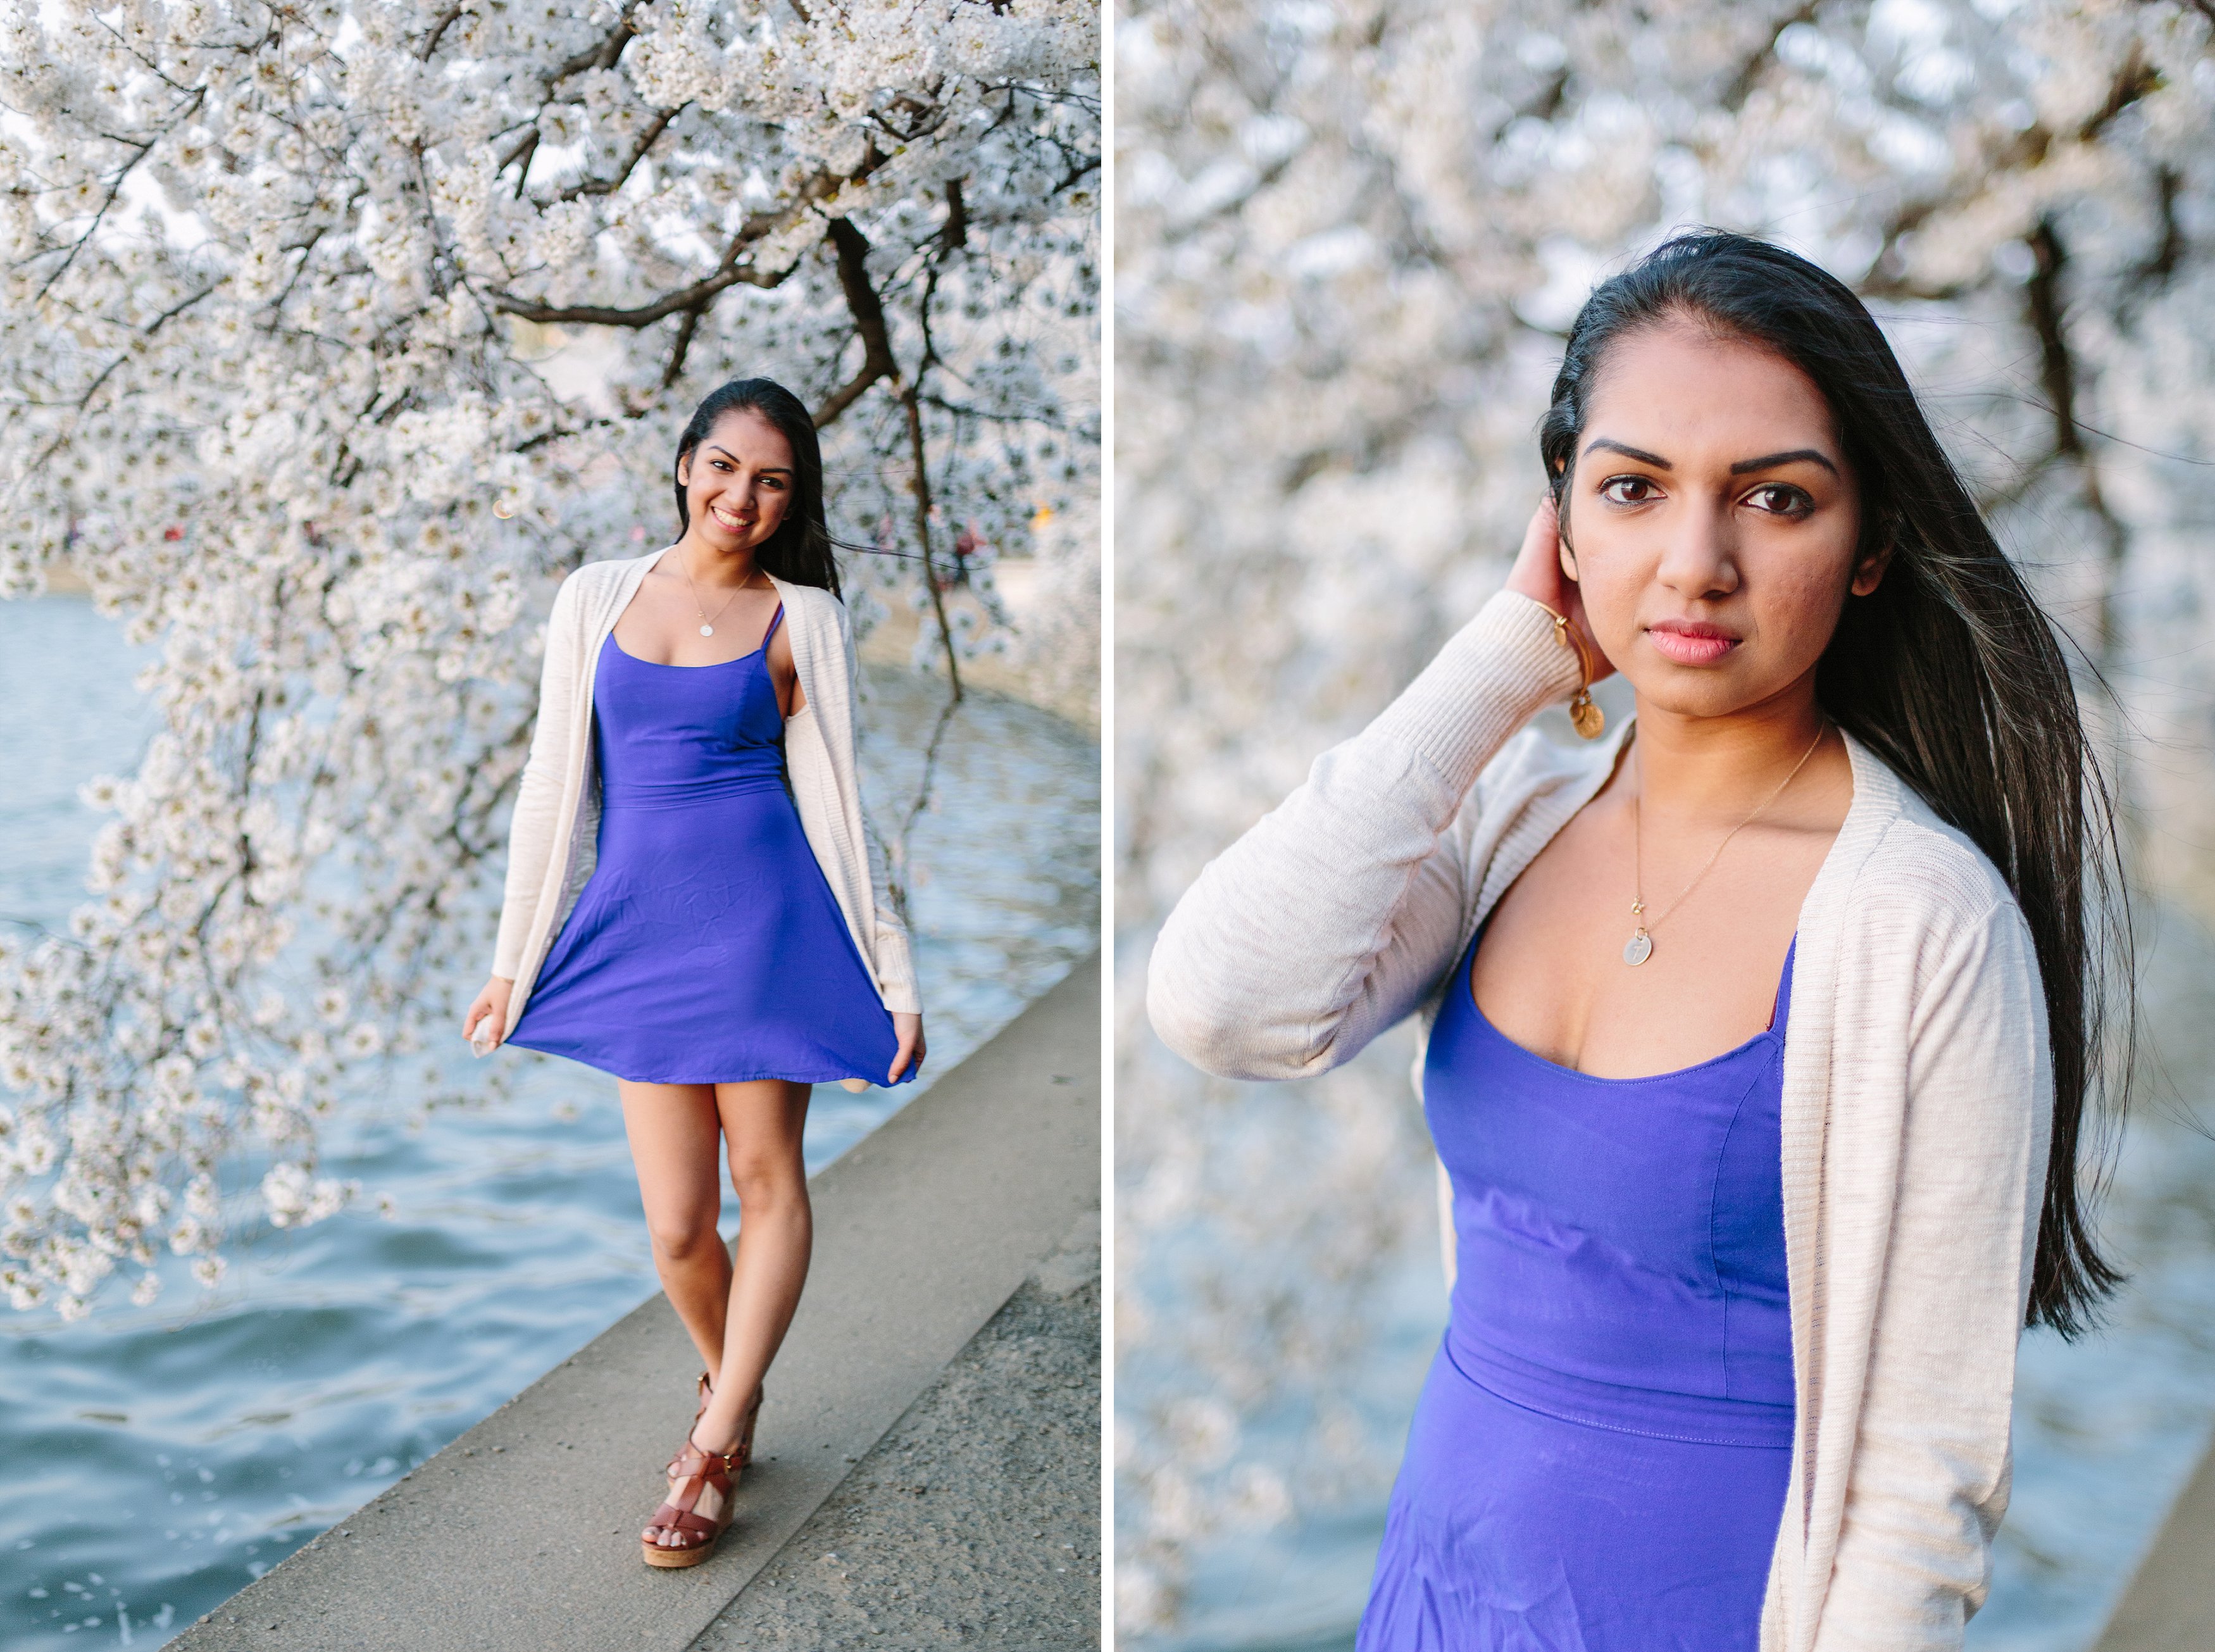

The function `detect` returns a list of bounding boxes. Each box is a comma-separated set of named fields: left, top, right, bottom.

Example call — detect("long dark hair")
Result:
left=672, top=377, right=842, bottom=598
left=1540, top=229, right=2128, bottom=1336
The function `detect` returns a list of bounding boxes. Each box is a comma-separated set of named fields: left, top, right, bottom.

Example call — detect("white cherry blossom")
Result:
left=0, top=0, right=1098, bottom=1318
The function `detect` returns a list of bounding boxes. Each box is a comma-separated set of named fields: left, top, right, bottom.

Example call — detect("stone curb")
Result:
left=2094, top=1428, right=2215, bottom=1651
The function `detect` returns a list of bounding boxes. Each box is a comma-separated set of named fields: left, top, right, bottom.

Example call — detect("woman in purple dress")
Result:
left=1147, top=234, right=2131, bottom=1647
left=463, top=379, right=926, bottom=1568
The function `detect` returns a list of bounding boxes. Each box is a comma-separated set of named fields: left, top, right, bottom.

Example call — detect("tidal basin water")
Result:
left=1134, top=915, right=2215, bottom=1652
left=0, top=593, right=1100, bottom=1649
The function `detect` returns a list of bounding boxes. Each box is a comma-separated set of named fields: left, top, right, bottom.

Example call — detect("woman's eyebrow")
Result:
left=1730, top=447, right=1838, bottom=476
left=704, top=444, right=794, bottom=475
left=1585, top=437, right=1671, bottom=468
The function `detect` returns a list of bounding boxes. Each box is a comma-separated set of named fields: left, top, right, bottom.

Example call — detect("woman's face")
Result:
left=1561, top=318, right=1887, bottom=720
left=678, top=407, right=797, bottom=554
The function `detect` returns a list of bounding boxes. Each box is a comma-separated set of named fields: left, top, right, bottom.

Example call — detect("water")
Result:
left=1137, top=907, right=2215, bottom=1652
left=0, top=594, right=1099, bottom=1649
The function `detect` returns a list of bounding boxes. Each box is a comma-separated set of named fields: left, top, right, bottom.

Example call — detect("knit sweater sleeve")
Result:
left=1816, top=889, right=2050, bottom=1648
left=1145, top=589, right=1583, bottom=1081
left=490, top=570, right=583, bottom=984
left=837, top=598, right=920, bottom=1015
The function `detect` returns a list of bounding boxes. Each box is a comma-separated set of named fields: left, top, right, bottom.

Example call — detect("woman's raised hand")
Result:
left=463, top=976, right=514, bottom=1054
left=889, top=1012, right=927, bottom=1084
left=1504, top=494, right=1614, bottom=685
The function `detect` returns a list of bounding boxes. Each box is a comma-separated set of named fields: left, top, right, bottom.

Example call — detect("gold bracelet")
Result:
left=1532, top=599, right=1606, bottom=741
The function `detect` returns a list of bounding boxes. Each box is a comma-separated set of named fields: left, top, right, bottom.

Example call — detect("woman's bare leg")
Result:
left=618, top=1079, right=732, bottom=1375
left=690, top=1077, right=813, bottom=1456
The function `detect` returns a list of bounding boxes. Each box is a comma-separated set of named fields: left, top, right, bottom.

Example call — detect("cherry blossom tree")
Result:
left=1116, top=0, right=2215, bottom=1630
left=0, top=0, right=1097, bottom=1318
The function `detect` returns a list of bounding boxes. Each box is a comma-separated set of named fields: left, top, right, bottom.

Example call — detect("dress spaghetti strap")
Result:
left=1766, top=936, right=1799, bottom=1034
left=762, top=602, right=785, bottom=649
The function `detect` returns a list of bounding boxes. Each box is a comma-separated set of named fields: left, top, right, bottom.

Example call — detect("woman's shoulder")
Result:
left=567, top=548, right=663, bottom=587
left=768, top=576, right=846, bottom=620
left=766, top=578, right=854, bottom=657
left=1842, top=743, right=2031, bottom=961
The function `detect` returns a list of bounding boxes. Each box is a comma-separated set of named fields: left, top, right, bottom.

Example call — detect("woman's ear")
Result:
left=1850, top=535, right=1894, bottom=597
left=675, top=454, right=691, bottom=489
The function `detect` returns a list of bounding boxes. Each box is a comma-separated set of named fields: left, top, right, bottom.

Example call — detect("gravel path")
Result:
left=690, top=1217, right=1102, bottom=1650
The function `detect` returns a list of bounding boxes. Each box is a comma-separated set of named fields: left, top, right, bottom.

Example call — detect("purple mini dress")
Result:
left=504, top=609, right=906, bottom=1087
left=1357, top=927, right=1796, bottom=1651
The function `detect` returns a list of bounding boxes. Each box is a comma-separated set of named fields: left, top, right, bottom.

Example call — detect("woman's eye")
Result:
left=1745, top=484, right=1813, bottom=517
left=1599, top=475, right=1659, bottom=504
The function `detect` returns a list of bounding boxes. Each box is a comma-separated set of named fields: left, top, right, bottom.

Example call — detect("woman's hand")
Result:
left=463, top=976, right=515, bottom=1053
left=889, top=1013, right=926, bottom=1084
left=1504, top=494, right=1615, bottom=685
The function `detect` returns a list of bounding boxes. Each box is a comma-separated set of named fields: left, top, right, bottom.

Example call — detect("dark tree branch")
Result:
left=499, top=127, right=540, bottom=191
left=658, top=303, right=704, bottom=391
left=942, top=177, right=968, bottom=251
left=2026, top=220, right=2082, bottom=461
left=2076, top=45, right=2159, bottom=141
left=1862, top=47, right=2159, bottom=298
left=2024, top=216, right=2130, bottom=663
left=1720, top=0, right=1820, bottom=114
left=2134, top=163, right=2184, bottom=295
left=34, top=132, right=160, bottom=302
left=814, top=218, right=901, bottom=427
left=547, top=10, right=639, bottom=84
left=488, top=154, right=880, bottom=325
left=418, top=4, right=464, bottom=60
left=557, top=103, right=685, bottom=201
left=899, top=375, right=961, bottom=702
left=489, top=253, right=778, bottom=325
left=806, top=213, right=963, bottom=696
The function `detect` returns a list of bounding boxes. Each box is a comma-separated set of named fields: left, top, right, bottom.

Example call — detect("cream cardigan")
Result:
left=489, top=545, right=920, bottom=1036
left=1147, top=589, right=2051, bottom=1651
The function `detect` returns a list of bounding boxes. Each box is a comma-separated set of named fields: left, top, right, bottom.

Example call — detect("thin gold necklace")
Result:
left=1623, top=725, right=1827, bottom=968
left=677, top=551, right=763, bottom=637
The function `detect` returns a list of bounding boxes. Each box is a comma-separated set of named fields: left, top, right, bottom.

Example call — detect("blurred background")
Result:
left=1114, top=1, right=2215, bottom=1648
left=0, top=0, right=1097, bottom=1644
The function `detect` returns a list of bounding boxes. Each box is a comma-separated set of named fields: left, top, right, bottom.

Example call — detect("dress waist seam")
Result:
left=1442, top=1332, right=1794, bottom=1450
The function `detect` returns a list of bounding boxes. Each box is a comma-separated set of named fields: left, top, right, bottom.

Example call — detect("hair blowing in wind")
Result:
left=1540, top=229, right=2131, bottom=1336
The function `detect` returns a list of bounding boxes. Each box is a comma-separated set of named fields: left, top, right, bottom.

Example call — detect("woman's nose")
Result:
left=1655, top=499, right=1738, bottom=598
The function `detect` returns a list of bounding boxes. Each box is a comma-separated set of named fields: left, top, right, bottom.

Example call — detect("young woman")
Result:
left=1147, top=232, right=2126, bottom=1649
left=461, top=377, right=927, bottom=1569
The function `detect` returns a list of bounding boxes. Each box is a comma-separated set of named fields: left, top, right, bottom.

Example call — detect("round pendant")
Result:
left=699, top=623, right=714, bottom=636
left=1623, top=930, right=1653, bottom=967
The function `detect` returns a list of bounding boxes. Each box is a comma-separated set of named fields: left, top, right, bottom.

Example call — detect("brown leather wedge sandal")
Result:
left=663, top=1383, right=763, bottom=1482
left=641, top=1438, right=743, bottom=1568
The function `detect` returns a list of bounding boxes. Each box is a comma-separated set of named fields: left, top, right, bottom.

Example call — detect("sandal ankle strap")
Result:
left=671, top=1437, right=744, bottom=1479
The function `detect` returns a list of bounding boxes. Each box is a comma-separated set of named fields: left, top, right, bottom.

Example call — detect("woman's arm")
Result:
left=1145, top=584, right=1583, bottom=1080
left=488, top=571, right=585, bottom=992
left=1818, top=892, right=2051, bottom=1646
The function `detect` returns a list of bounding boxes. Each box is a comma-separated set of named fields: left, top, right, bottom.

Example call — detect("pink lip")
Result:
left=1645, top=620, right=1739, bottom=666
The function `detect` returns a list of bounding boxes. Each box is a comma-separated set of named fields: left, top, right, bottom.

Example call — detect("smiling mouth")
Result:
left=709, top=504, right=752, bottom=532
left=1645, top=623, right=1739, bottom=666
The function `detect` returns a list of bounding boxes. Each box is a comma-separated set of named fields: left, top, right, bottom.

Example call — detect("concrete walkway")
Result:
left=2094, top=1429, right=2215, bottom=1651
left=169, top=953, right=1100, bottom=1651
left=692, top=1215, right=1099, bottom=1648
